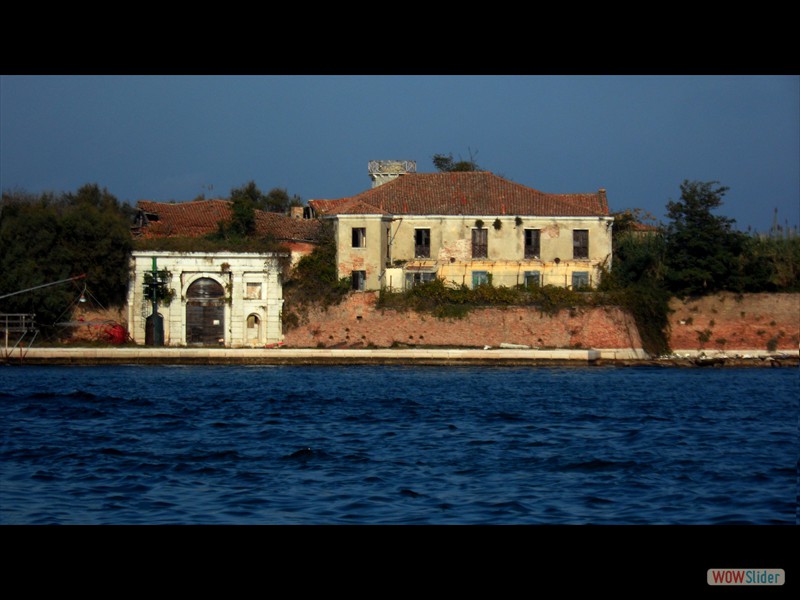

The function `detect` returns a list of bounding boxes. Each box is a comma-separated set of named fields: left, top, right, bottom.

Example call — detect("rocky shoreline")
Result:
left=609, top=354, right=799, bottom=368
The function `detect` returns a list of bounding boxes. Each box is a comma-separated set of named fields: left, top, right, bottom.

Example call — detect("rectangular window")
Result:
left=524, top=229, right=541, bottom=258
left=351, top=270, right=366, bottom=291
left=415, top=229, right=431, bottom=258
left=352, top=227, right=366, bottom=248
left=472, top=270, right=489, bottom=288
left=245, top=282, right=262, bottom=299
left=472, top=228, right=488, bottom=258
left=573, top=230, right=589, bottom=259
left=405, top=271, right=437, bottom=289
left=572, top=271, right=590, bottom=290
left=524, top=271, right=541, bottom=288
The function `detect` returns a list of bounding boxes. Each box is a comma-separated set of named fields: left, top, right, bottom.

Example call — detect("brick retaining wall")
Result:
left=668, top=292, right=799, bottom=352
left=283, top=292, right=643, bottom=350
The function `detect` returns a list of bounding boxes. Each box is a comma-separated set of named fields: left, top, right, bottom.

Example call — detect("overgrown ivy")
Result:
left=596, top=214, right=672, bottom=355
left=377, top=278, right=591, bottom=319
left=281, top=223, right=350, bottom=330
left=133, top=233, right=289, bottom=255
left=597, top=284, right=672, bottom=356
left=142, top=269, right=176, bottom=306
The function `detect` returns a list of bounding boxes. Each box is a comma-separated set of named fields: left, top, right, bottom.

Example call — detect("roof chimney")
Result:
left=368, top=160, right=416, bottom=188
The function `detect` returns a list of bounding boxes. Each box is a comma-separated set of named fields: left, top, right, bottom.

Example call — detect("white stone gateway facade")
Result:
left=127, top=251, right=285, bottom=347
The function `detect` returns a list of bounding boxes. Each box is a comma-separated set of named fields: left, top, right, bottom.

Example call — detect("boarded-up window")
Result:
left=472, top=228, right=488, bottom=258
left=524, top=229, right=541, bottom=258
left=573, top=230, right=589, bottom=259
left=245, top=282, right=262, bottom=299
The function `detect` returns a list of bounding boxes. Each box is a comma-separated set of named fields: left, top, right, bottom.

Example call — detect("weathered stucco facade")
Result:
left=127, top=251, right=285, bottom=347
left=312, top=162, right=613, bottom=292
left=379, top=214, right=611, bottom=290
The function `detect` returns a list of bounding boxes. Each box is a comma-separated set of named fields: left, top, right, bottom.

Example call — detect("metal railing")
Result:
left=1, top=314, right=38, bottom=360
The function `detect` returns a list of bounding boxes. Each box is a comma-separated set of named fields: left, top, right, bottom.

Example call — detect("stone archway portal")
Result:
left=186, top=278, right=225, bottom=346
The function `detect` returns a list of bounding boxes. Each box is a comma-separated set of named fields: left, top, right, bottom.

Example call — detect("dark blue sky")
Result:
left=2, top=75, right=797, bottom=233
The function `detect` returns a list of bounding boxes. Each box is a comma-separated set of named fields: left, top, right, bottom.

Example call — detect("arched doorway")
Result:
left=186, top=278, right=225, bottom=346
left=246, top=313, right=261, bottom=345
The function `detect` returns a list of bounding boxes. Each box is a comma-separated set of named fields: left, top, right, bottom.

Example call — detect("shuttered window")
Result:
left=472, top=229, right=488, bottom=258
left=573, top=230, right=589, bottom=259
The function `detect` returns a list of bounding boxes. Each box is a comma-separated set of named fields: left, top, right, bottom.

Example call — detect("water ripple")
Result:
left=1, top=365, right=796, bottom=524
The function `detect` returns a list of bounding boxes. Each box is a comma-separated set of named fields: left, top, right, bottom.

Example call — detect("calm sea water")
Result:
left=0, top=364, right=796, bottom=525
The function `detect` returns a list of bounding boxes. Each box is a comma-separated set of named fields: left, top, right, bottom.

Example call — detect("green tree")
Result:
left=281, top=222, right=350, bottom=316
left=227, top=181, right=259, bottom=236
left=598, top=211, right=671, bottom=356
left=219, top=182, right=305, bottom=238
left=264, top=187, right=303, bottom=213
left=663, top=180, right=748, bottom=295
left=606, top=210, right=666, bottom=287
left=432, top=150, right=480, bottom=172
left=59, top=184, right=133, bottom=307
left=740, top=234, right=800, bottom=291
left=0, top=185, right=132, bottom=338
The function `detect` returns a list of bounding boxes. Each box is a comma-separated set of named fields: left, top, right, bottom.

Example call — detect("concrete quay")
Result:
left=4, top=346, right=795, bottom=367
left=1, top=346, right=650, bottom=367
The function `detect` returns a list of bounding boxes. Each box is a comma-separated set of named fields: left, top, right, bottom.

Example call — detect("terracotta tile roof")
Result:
left=135, top=199, right=321, bottom=241
left=307, top=198, right=389, bottom=216
left=254, top=210, right=323, bottom=241
left=309, top=172, right=609, bottom=217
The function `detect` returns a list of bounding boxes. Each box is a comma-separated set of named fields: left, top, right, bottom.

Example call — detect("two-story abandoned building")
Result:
left=308, top=161, right=613, bottom=291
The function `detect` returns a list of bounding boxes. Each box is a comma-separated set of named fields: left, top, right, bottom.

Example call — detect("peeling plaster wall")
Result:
left=381, top=215, right=612, bottom=290
left=334, top=215, right=388, bottom=290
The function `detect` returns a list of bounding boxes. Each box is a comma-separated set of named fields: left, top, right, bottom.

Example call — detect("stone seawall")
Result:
left=282, top=292, right=643, bottom=350
left=5, top=347, right=608, bottom=366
